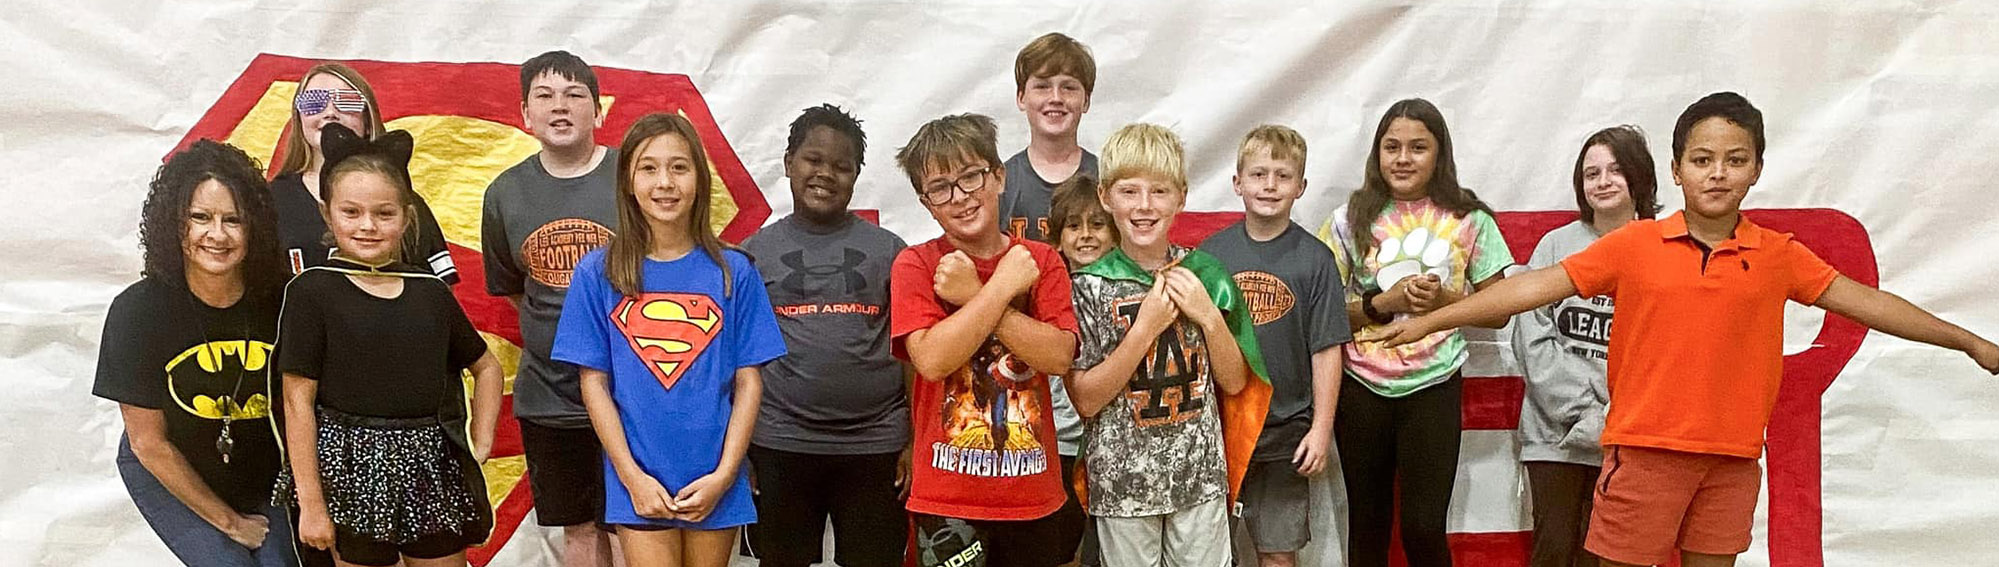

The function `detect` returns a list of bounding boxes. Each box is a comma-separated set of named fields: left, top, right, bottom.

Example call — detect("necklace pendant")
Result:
left=217, top=414, right=234, bottom=464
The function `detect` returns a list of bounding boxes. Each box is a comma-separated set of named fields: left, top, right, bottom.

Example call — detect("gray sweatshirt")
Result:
left=1512, top=220, right=1613, bottom=466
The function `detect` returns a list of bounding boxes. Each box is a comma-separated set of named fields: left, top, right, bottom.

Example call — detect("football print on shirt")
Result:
left=934, top=336, right=1050, bottom=478
left=611, top=293, right=723, bottom=391
left=522, top=219, right=614, bottom=288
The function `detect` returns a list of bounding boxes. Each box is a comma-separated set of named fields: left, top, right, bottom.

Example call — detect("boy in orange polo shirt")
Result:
left=1364, top=91, right=1999, bottom=567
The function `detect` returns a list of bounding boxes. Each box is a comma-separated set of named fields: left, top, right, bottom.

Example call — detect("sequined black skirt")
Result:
left=315, top=406, right=484, bottom=546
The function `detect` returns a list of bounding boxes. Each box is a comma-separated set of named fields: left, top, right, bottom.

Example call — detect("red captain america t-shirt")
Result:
left=890, top=236, right=1078, bottom=521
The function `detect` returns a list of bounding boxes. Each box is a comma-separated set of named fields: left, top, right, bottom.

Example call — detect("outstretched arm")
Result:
left=1364, top=265, right=1578, bottom=347
left=1814, top=276, right=1999, bottom=373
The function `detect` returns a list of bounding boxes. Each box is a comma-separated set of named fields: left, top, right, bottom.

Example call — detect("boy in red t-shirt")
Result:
left=1365, top=92, right=1999, bottom=567
left=890, top=113, right=1082, bottom=567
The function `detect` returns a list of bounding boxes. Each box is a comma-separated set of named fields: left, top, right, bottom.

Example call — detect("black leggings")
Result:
left=1336, top=374, right=1463, bottom=567
left=1525, top=461, right=1600, bottom=567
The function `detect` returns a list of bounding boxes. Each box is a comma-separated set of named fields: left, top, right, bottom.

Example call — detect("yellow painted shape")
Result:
left=210, top=85, right=739, bottom=246
left=465, top=331, right=523, bottom=396
left=225, top=82, right=300, bottom=167
left=674, top=109, right=742, bottom=236
left=388, top=115, right=541, bottom=250
left=480, top=454, right=529, bottom=511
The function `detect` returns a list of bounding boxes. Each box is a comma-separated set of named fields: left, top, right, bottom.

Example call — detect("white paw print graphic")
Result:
left=1374, top=227, right=1455, bottom=286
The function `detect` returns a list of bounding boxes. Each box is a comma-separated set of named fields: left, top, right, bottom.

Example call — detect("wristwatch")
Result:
left=1361, top=287, right=1394, bottom=325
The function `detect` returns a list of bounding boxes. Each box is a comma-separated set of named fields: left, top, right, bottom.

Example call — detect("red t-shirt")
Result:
left=890, top=236, right=1078, bottom=520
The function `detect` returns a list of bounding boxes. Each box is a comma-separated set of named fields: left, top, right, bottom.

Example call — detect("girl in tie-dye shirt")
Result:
left=1317, top=99, right=1511, bottom=567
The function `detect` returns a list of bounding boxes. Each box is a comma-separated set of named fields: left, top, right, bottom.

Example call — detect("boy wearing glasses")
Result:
left=890, top=113, right=1081, bottom=567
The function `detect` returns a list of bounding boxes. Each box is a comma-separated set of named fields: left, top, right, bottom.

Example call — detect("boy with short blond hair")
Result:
left=1065, top=122, right=1271, bottom=566
left=891, top=113, right=1082, bottom=567
left=1199, top=125, right=1351, bottom=567
left=1001, top=32, right=1099, bottom=243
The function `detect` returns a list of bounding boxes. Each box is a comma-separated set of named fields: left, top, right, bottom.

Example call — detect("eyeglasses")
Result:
left=294, top=88, right=369, bottom=116
left=919, top=166, right=992, bottom=206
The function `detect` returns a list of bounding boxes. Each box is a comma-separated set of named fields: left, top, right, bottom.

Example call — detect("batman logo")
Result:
left=611, top=293, right=724, bottom=391
left=164, top=340, right=275, bottom=420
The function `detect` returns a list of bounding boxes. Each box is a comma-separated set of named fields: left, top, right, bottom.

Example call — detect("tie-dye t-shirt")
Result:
left=1320, top=198, right=1511, bottom=397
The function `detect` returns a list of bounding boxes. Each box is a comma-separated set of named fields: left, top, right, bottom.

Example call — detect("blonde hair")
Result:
left=1099, top=123, right=1187, bottom=193
left=893, top=113, right=1002, bottom=192
left=1237, top=124, right=1307, bottom=172
left=1014, top=32, right=1097, bottom=95
left=277, top=63, right=387, bottom=176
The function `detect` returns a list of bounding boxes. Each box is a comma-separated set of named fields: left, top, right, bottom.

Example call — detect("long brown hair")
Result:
left=607, top=113, right=734, bottom=297
left=276, top=63, right=387, bottom=176
left=1345, top=98, right=1492, bottom=249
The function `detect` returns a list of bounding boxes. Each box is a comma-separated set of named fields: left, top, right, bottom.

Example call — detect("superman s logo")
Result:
left=613, top=293, right=725, bottom=391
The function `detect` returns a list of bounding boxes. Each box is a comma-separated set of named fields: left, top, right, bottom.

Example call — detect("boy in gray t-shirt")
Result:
left=741, top=105, right=910, bottom=567
left=477, top=50, right=619, bottom=566
left=1198, top=125, right=1351, bottom=566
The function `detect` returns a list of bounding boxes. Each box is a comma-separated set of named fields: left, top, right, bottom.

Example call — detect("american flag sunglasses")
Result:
left=293, top=88, right=369, bottom=116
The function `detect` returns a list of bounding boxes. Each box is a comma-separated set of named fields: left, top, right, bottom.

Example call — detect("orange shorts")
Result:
left=1584, top=445, right=1761, bottom=565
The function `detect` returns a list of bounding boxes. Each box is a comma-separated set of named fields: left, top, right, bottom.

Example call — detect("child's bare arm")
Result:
left=1365, top=265, right=1577, bottom=347
left=995, top=310, right=1076, bottom=375
left=1070, top=277, right=1177, bottom=417
left=1814, top=276, right=1999, bottom=373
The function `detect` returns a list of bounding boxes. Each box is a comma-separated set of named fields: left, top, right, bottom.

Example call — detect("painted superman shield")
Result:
left=612, top=292, right=724, bottom=391
left=173, top=54, right=767, bottom=565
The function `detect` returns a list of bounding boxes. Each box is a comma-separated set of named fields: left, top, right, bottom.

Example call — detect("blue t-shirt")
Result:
left=551, top=248, right=786, bottom=529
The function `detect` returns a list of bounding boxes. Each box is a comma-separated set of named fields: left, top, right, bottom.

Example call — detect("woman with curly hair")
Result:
left=92, top=139, right=294, bottom=566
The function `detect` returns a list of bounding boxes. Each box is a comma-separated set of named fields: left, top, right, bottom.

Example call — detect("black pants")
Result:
left=748, top=445, right=907, bottom=567
left=1335, top=374, right=1462, bottom=567
left=1526, top=461, right=1600, bottom=567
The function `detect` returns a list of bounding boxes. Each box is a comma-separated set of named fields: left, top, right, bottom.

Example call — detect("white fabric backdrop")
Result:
left=4, top=1, right=1998, bottom=566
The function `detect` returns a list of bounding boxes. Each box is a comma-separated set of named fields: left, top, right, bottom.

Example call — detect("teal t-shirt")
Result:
left=1321, top=198, right=1511, bottom=397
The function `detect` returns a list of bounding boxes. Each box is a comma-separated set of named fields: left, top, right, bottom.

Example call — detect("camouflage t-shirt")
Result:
left=1071, top=247, right=1229, bottom=517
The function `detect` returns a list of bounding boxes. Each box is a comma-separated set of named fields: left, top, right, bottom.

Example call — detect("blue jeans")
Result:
left=117, top=435, right=298, bottom=567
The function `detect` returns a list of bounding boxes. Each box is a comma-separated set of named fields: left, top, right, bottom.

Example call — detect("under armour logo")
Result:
left=779, top=248, right=867, bottom=295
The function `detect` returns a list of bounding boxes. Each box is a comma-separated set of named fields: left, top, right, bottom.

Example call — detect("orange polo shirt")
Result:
left=1560, top=212, right=1838, bottom=458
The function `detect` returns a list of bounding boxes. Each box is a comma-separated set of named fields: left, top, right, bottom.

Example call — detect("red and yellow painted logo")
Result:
left=612, top=293, right=724, bottom=391
left=172, top=54, right=768, bottom=565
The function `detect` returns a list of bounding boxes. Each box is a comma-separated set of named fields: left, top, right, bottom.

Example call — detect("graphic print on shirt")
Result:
left=611, top=292, right=723, bottom=391
left=523, top=218, right=614, bottom=288
left=1558, top=295, right=1614, bottom=359
left=934, top=336, right=1049, bottom=477
left=1350, top=207, right=1479, bottom=360
left=772, top=248, right=883, bottom=318
left=1111, top=296, right=1212, bottom=428
left=1006, top=217, right=1050, bottom=242
left=165, top=340, right=275, bottom=420
left=1232, top=271, right=1295, bottom=326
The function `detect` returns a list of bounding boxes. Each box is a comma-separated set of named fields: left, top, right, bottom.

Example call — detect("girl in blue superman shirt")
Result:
left=551, top=113, right=786, bottom=567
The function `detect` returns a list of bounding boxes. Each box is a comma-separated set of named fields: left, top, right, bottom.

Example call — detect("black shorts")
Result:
left=747, top=445, right=907, bottom=567
left=336, top=529, right=469, bottom=566
left=912, top=511, right=1072, bottom=567
left=520, top=420, right=606, bottom=527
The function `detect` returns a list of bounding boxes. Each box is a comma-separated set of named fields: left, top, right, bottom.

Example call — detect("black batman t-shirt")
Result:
left=93, top=278, right=283, bottom=513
